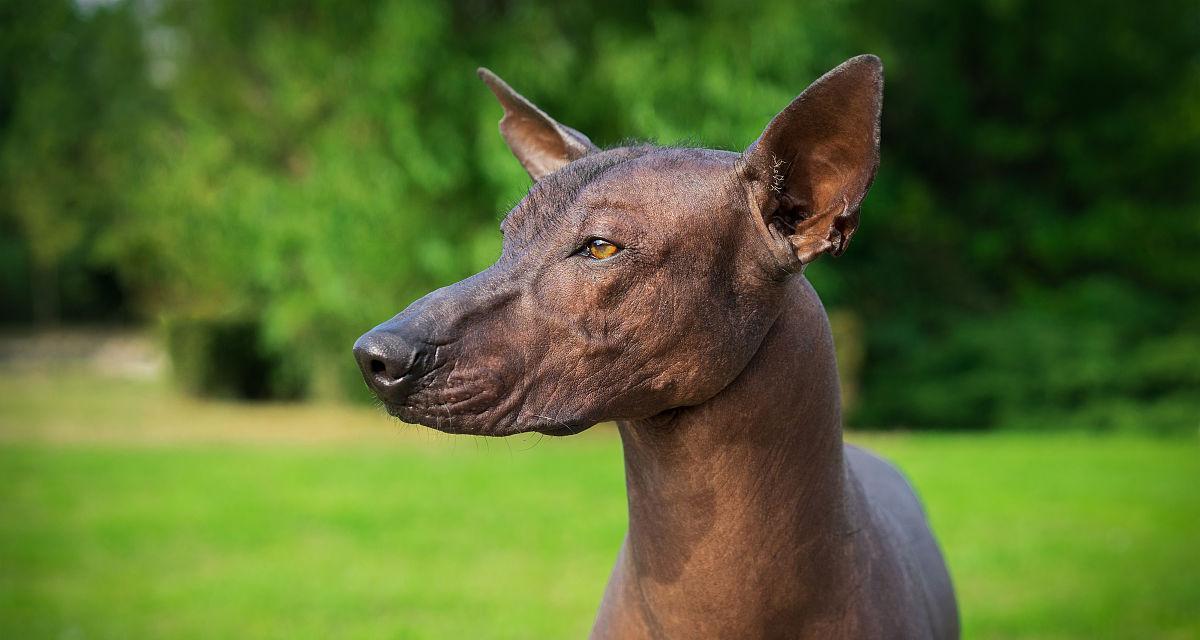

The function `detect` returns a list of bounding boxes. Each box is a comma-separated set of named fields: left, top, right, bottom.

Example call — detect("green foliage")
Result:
left=832, top=0, right=1200, bottom=432
left=0, top=0, right=152, bottom=322
left=1, top=0, right=1197, bottom=427
left=162, top=317, right=306, bottom=400
left=858, top=279, right=1200, bottom=432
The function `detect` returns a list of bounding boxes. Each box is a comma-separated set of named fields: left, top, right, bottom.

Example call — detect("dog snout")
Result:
left=352, top=329, right=430, bottom=404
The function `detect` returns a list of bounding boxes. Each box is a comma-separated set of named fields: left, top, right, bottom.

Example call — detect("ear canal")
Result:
left=745, top=54, right=883, bottom=265
left=478, top=68, right=598, bottom=181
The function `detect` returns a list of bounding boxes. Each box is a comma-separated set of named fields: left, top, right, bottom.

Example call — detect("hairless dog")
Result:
left=354, top=55, right=958, bottom=639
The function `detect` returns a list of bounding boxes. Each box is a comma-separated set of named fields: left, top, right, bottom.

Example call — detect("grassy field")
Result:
left=1, top=370, right=1197, bottom=639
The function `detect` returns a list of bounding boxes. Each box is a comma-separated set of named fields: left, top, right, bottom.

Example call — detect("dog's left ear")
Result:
left=745, top=55, right=883, bottom=266
left=478, top=68, right=598, bottom=181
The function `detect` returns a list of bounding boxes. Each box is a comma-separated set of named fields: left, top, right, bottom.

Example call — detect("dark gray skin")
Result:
left=354, top=55, right=958, bottom=639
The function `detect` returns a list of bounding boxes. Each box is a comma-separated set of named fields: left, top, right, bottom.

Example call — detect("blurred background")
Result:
left=1, top=0, right=1197, bottom=638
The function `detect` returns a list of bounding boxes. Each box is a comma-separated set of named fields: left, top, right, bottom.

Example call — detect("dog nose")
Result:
left=352, top=329, right=427, bottom=403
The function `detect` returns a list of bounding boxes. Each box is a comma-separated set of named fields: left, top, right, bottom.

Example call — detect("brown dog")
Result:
left=354, top=55, right=958, bottom=639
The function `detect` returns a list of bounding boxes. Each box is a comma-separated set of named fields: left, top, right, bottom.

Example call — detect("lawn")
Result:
left=1, top=371, right=1197, bottom=639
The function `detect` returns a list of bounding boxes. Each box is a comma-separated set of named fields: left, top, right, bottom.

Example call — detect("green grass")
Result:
left=1, top=371, right=1197, bottom=638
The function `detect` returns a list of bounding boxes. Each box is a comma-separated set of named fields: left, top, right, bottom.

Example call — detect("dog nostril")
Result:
left=369, top=359, right=387, bottom=375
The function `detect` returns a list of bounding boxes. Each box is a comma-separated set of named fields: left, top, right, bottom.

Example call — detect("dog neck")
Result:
left=605, top=278, right=862, bottom=637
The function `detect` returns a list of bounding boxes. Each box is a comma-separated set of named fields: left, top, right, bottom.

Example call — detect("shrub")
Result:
left=162, top=317, right=306, bottom=400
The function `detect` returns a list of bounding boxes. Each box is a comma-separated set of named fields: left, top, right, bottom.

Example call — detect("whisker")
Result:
left=518, top=432, right=545, bottom=451
left=534, top=413, right=578, bottom=436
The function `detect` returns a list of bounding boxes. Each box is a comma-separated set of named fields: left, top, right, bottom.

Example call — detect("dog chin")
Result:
left=383, top=402, right=482, bottom=435
left=383, top=402, right=592, bottom=437
left=529, top=419, right=594, bottom=437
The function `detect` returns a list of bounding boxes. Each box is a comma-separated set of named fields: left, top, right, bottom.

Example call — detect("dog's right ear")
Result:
left=744, top=55, right=883, bottom=267
left=478, top=68, right=597, bottom=181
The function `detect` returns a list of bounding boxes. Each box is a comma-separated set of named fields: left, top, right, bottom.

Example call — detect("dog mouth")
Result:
left=372, top=365, right=596, bottom=437
left=381, top=399, right=589, bottom=437
left=380, top=400, right=482, bottom=435
left=532, top=422, right=586, bottom=436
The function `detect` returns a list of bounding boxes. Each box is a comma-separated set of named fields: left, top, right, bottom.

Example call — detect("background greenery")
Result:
left=2, top=0, right=1198, bottom=431
left=1, top=3, right=1198, bottom=637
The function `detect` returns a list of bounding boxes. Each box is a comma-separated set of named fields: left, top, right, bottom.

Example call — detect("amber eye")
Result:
left=585, top=239, right=621, bottom=260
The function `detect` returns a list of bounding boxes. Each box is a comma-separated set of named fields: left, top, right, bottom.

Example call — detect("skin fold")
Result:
left=354, top=55, right=959, bottom=639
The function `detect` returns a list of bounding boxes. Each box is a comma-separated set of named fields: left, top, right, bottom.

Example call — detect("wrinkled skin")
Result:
left=354, top=56, right=959, bottom=639
left=367, top=147, right=781, bottom=436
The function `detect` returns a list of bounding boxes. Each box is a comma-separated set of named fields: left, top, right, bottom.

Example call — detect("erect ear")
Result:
left=744, top=55, right=883, bottom=266
left=477, top=68, right=598, bottom=181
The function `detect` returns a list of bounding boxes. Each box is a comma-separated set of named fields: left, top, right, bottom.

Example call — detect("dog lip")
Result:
left=381, top=400, right=588, bottom=437
left=381, top=400, right=482, bottom=435
left=534, top=422, right=583, bottom=436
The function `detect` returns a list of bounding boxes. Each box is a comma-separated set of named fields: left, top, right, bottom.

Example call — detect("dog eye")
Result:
left=584, top=239, right=621, bottom=260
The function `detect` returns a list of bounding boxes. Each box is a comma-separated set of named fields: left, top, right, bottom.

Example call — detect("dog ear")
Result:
left=478, top=68, right=598, bottom=181
left=745, top=55, right=883, bottom=266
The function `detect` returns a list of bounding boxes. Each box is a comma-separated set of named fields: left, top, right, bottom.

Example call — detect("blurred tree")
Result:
left=0, top=0, right=152, bottom=323
left=840, top=0, right=1200, bottom=431
left=2, top=0, right=1196, bottom=429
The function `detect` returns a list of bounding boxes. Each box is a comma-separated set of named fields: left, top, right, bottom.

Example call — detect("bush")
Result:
left=853, top=279, right=1200, bottom=434
left=162, top=317, right=306, bottom=400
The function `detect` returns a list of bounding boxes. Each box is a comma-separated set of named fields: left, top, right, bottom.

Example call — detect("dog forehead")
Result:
left=501, top=147, right=739, bottom=244
left=502, top=147, right=649, bottom=237
left=576, top=148, right=739, bottom=214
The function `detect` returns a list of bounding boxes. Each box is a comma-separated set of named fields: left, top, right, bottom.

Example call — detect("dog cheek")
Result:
left=452, top=313, right=530, bottom=397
